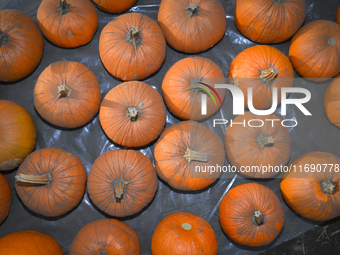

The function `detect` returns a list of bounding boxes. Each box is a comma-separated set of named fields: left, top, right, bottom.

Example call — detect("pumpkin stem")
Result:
left=327, top=37, right=337, bottom=46
left=183, top=147, right=209, bottom=162
left=255, top=135, right=274, bottom=151
left=0, top=31, right=8, bottom=46
left=186, top=3, right=200, bottom=17
left=181, top=223, right=192, bottom=230
left=57, top=83, right=73, bottom=99
left=112, top=177, right=129, bottom=199
left=15, top=173, right=54, bottom=185
left=251, top=210, right=264, bottom=226
left=273, top=0, right=286, bottom=3
left=126, top=105, right=142, bottom=122
left=321, top=179, right=337, bottom=194
left=127, top=26, right=141, bottom=47
left=99, top=253, right=109, bottom=255
left=58, top=0, right=70, bottom=15
left=259, top=67, right=278, bottom=84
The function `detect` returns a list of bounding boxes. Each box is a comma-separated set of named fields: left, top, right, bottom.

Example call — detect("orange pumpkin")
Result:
left=235, top=0, right=306, bottom=44
left=70, top=219, right=140, bottom=255
left=34, top=61, right=102, bottom=128
left=99, top=13, right=166, bottom=81
left=337, top=5, right=340, bottom=25
left=162, top=57, right=226, bottom=120
left=154, top=121, right=225, bottom=191
left=281, top=152, right=340, bottom=221
left=224, top=112, right=291, bottom=178
left=158, top=0, right=226, bottom=53
left=0, top=174, right=11, bottom=224
left=219, top=183, right=284, bottom=246
left=99, top=81, right=166, bottom=147
left=0, top=9, right=44, bottom=82
left=324, top=75, right=340, bottom=128
left=151, top=212, right=218, bottom=255
left=92, top=0, right=137, bottom=13
left=87, top=150, right=158, bottom=217
left=37, top=0, right=98, bottom=48
left=0, top=100, right=36, bottom=171
left=289, top=20, right=340, bottom=81
left=15, top=147, right=87, bottom=217
left=228, top=45, right=294, bottom=110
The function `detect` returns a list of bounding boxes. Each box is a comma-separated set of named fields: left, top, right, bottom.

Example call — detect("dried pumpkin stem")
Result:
left=57, top=83, right=73, bottom=99
left=181, top=223, right=192, bottom=230
left=183, top=147, right=209, bottom=162
left=255, top=135, right=274, bottom=151
left=186, top=3, right=200, bottom=17
left=113, top=177, right=129, bottom=199
left=126, top=105, right=141, bottom=122
left=251, top=210, right=264, bottom=226
left=99, top=253, right=109, bottom=255
left=259, top=67, right=278, bottom=83
left=58, top=0, right=70, bottom=15
left=327, top=37, right=337, bottom=46
left=321, top=179, right=337, bottom=194
left=15, top=173, right=53, bottom=185
left=0, top=31, right=8, bottom=46
left=273, top=0, right=286, bottom=3
left=127, top=26, right=141, bottom=47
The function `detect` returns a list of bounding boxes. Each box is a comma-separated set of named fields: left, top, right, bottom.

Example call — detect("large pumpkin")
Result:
left=324, top=75, right=340, bottom=128
left=0, top=100, right=36, bottom=171
left=37, top=0, right=98, bottom=48
left=15, top=147, right=87, bottom=217
left=235, top=0, right=306, bottom=44
left=70, top=219, right=140, bottom=255
left=33, top=61, right=102, bottom=128
left=224, top=112, right=291, bottom=178
left=99, top=81, right=166, bottom=147
left=289, top=20, right=340, bottom=81
left=228, top=45, right=294, bottom=110
left=162, top=57, right=226, bottom=120
left=219, top=183, right=284, bottom=246
left=99, top=13, right=166, bottom=81
left=154, top=121, right=225, bottom=191
left=87, top=150, right=158, bottom=217
left=92, top=0, right=137, bottom=13
left=281, top=152, right=340, bottom=221
left=158, top=0, right=226, bottom=53
left=151, top=212, right=218, bottom=255
left=0, top=9, right=44, bottom=82
left=0, top=174, right=11, bottom=224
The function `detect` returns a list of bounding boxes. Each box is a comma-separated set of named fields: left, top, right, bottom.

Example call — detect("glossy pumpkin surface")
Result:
left=92, top=0, right=137, bottom=13
left=324, top=75, right=340, bottom=128
left=0, top=174, right=11, bottom=224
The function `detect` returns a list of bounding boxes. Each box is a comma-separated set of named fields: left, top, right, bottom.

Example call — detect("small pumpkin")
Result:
left=324, top=75, right=340, bottom=128
left=162, top=57, right=226, bottom=120
left=289, top=20, right=340, bottom=81
left=37, top=0, right=98, bottom=48
left=151, top=212, right=218, bottom=255
left=235, top=0, right=306, bottom=44
left=0, top=100, right=36, bottom=171
left=0, top=230, right=63, bottom=254
left=0, top=174, right=11, bottom=224
left=15, top=147, right=87, bottom=217
left=99, top=13, right=166, bottom=81
left=87, top=150, right=158, bottom=217
left=281, top=152, right=340, bottom=221
left=228, top=45, right=294, bottom=110
left=219, top=183, right=284, bottom=246
left=99, top=81, right=166, bottom=147
left=33, top=61, right=102, bottom=128
left=154, top=121, right=225, bottom=191
left=0, top=9, right=44, bottom=82
left=92, top=0, right=137, bottom=13
left=158, top=0, right=226, bottom=53
left=224, top=112, right=291, bottom=178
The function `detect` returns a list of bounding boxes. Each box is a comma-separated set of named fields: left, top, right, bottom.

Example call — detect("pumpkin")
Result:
left=92, top=0, right=137, bottom=13
left=0, top=174, right=11, bottom=224
left=151, top=212, right=218, bottom=255
left=0, top=230, right=63, bottom=254
left=33, top=61, right=102, bottom=129
left=228, top=45, right=294, bottom=110
left=235, top=0, right=306, bottom=44
left=337, top=5, right=340, bottom=25
left=224, top=112, right=291, bottom=178
left=219, top=183, right=284, bottom=246
left=70, top=219, right=140, bottom=255
left=99, top=81, right=166, bottom=147
left=0, top=9, right=44, bottom=82
left=281, top=152, right=340, bottom=221
left=158, top=0, right=226, bottom=53
left=87, top=150, right=158, bottom=217
left=37, top=0, right=98, bottom=48
left=0, top=100, right=36, bottom=171
left=162, top=57, right=226, bottom=120
left=289, top=20, right=340, bottom=81
left=15, top=147, right=87, bottom=217
left=99, top=13, right=166, bottom=81
left=154, top=121, right=225, bottom=191
left=324, top=75, right=340, bottom=128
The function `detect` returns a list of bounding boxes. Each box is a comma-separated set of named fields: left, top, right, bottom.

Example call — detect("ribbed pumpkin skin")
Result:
left=0, top=230, right=63, bottom=254
left=324, top=75, right=340, bottom=128
left=154, top=121, right=225, bottom=191
left=99, top=13, right=166, bottom=81
left=92, top=0, right=137, bottom=13
left=34, top=61, right=102, bottom=128
left=70, top=219, right=140, bottom=255
left=99, top=81, right=166, bottom=147
left=15, top=148, right=87, bottom=217
left=224, top=112, right=291, bottom=178
left=281, top=152, right=340, bottom=221
left=228, top=45, right=294, bottom=110
left=0, top=174, right=11, bottom=224
left=37, top=0, right=98, bottom=48
left=162, top=57, right=226, bottom=120
left=235, top=0, right=306, bottom=44
left=87, top=150, right=158, bottom=217
left=151, top=212, right=218, bottom=255
left=289, top=20, right=340, bottom=81
left=0, top=9, right=44, bottom=82
left=158, top=0, right=226, bottom=53
left=219, top=183, right=284, bottom=246
left=0, top=100, right=36, bottom=171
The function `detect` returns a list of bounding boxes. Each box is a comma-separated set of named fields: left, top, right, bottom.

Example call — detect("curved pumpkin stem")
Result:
left=327, top=37, right=337, bottom=46
left=58, top=0, right=70, bottom=15
left=15, top=173, right=54, bottom=185
left=126, top=105, right=142, bottom=122
left=181, top=223, right=192, bottom=230
left=255, top=135, right=274, bottom=151
left=186, top=3, right=200, bottom=17
left=113, top=177, right=129, bottom=199
left=321, top=179, right=337, bottom=194
left=259, top=67, right=278, bottom=84
left=127, top=26, right=141, bottom=47
left=183, top=147, right=208, bottom=162
left=57, top=83, right=73, bottom=98
left=251, top=210, right=264, bottom=226
left=0, top=31, right=8, bottom=46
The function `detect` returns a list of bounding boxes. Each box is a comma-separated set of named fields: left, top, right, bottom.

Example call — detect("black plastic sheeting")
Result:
left=1, top=0, right=340, bottom=254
